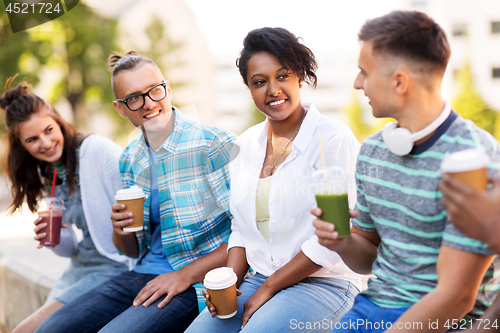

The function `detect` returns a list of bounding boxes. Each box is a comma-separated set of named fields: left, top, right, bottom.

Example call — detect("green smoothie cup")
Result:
left=311, top=167, right=351, bottom=238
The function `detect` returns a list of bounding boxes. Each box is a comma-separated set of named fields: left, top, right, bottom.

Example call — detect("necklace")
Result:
left=270, top=139, right=288, bottom=156
left=268, top=109, right=305, bottom=174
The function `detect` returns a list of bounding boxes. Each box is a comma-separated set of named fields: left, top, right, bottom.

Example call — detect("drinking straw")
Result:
left=317, top=133, right=328, bottom=183
left=50, top=169, right=57, bottom=199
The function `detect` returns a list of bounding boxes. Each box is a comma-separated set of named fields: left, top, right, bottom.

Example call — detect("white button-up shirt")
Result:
left=228, top=103, right=362, bottom=288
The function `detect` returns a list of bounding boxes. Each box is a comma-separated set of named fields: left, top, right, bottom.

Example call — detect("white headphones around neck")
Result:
left=382, top=103, right=451, bottom=156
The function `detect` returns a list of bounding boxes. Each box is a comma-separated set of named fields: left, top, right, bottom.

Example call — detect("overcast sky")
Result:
left=183, top=0, right=400, bottom=56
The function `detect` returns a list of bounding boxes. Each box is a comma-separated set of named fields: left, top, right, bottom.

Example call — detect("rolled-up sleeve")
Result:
left=301, top=235, right=341, bottom=269
left=227, top=224, right=245, bottom=250
left=227, top=192, right=245, bottom=250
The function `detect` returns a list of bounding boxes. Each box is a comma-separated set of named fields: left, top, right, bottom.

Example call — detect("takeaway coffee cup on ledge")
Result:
left=441, top=148, right=490, bottom=190
left=115, top=186, right=145, bottom=232
left=204, top=267, right=238, bottom=319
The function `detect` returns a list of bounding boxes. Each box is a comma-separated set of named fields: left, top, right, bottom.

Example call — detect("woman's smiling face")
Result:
left=18, top=107, right=65, bottom=165
left=246, top=51, right=303, bottom=122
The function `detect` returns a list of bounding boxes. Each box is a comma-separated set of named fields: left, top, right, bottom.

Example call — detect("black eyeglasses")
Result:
left=117, top=81, right=167, bottom=111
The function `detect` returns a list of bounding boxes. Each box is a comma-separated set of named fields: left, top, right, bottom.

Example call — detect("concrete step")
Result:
left=0, top=204, right=70, bottom=332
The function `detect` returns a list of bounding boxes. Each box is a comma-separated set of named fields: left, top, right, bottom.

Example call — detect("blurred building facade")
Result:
left=210, top=0, right=500, bottom=135
left=404, top=0, right=500, bottom=110
left=82, top=0, right=500, bottom=135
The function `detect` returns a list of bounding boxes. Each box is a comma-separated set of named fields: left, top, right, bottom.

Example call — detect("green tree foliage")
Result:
left=0, top=2, right=119, bottom=131
left=343, top=91, right=371, bottom=139
left=1, top=3, right=52, bottom=169
left=53, top=3, right=119, bottom=128
left=143, top=16, right=184, bottom=79
left=132, top=16, right=186, bottom=102
left=0, top=4, right=49, bottom=89
left=452, top=62, right=497, bottom=135
left=342, top=90, right=390, bottom=142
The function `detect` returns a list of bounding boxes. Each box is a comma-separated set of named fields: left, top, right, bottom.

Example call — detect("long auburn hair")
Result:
left=0, top=77, right=83, bottom=213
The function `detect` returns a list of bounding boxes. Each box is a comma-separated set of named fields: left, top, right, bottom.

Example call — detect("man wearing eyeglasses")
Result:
left=34, top=51, right=236, bottom=333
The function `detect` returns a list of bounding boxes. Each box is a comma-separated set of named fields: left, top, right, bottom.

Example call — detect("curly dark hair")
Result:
left=0, top=77, right=83, bottom=212
left=358, top=10, right=450, bottom=74
left=236, top=27, right=317, bottom=88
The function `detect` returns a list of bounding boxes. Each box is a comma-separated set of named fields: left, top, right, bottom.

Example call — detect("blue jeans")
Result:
left=34, top=271, right=199, bottom=333
left=331, top=295, right=411, bottom=333
left=185, top=273, right=359, bottom=333
left=47, top=178, right=129, bottom=305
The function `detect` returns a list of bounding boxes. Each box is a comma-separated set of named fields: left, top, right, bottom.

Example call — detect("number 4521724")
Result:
left=444, top=319, right=499, bottom=330
left=6, top=2, right=61, bottom=14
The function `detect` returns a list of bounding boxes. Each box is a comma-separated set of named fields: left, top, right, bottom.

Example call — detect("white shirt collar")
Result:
left=255, top=102, right=321, bottom=155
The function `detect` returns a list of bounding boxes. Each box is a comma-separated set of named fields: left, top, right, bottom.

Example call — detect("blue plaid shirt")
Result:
left=119, top=107, right=235, bottom=309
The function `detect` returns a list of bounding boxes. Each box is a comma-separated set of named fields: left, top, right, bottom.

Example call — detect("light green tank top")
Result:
left=256, top=176, right=272, bottom=244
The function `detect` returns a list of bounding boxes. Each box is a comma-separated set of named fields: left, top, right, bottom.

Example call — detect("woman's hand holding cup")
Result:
left=33, top=216, right=47, bottom=248
left=33, top=216, right=68, bottom=249
left=203, top=288, right=242, bottom=318
left=203, top=289, right=217, bottom=317
left=203, top=267, right=239, bottom=319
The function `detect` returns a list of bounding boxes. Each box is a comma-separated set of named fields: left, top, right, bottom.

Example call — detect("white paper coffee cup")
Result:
left=204, top=267, right=238, bottom=319
left=441, top=148, right=489, bottom=190
left=115, top=186, right=145, bottom=232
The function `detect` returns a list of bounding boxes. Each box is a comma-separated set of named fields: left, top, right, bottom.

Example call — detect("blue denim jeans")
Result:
left=331, top=295, right=411, bottom=333
left=47, top=179, right=129, bottom=305
left=185, top=273, right=359, bottom=333
left=34, top=271, right=199, bottom=333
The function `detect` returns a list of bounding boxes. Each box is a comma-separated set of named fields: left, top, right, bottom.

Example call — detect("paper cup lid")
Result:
left=441, top=148, right=490, bottom=173
left=115, top=185, right=145, bottom=200
left=204, top=267, right=237, bottom=290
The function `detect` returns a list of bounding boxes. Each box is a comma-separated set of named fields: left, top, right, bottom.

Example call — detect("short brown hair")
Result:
left=358, top=11, right=450, bottom=75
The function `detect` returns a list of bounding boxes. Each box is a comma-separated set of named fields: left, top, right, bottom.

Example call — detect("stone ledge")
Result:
left=0, top=237, right=69, bottom=332
left=0, top=237, right=374, bottom=332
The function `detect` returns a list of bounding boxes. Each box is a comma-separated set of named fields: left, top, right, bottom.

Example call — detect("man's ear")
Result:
left=298, top=79, right=303, bottom=89
left=113, top=101, right=128, bottom=119
left=393, top=69, right=410, bottom=95
left=165, top=80, right=173, bottom=101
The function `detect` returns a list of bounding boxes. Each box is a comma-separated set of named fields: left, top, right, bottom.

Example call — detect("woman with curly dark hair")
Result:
left=1, top=78, right=134, bottom=333
left=186, top=27, right=361, bottom=333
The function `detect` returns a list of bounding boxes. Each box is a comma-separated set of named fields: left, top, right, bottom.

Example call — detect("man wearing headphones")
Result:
left=312, top=10, right=500, bottom=332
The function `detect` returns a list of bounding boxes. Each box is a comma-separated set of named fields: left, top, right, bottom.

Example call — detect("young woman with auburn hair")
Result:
left=0, top=79, right=134, bottom=333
